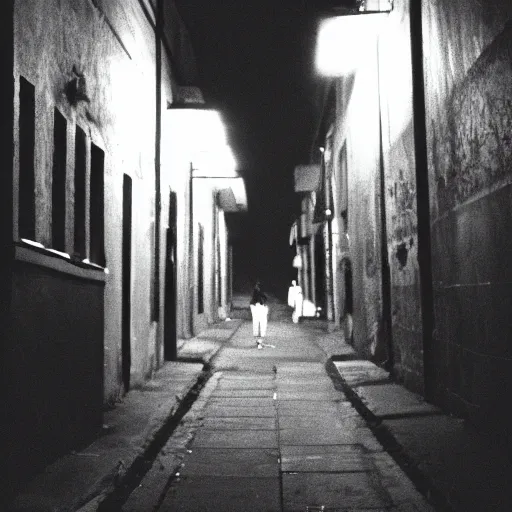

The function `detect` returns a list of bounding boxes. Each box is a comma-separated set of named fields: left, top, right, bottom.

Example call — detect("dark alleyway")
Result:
left=120, top=305, right=433, bottom=511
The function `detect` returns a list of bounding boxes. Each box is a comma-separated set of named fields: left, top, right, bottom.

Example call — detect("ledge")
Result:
left=14, top=242, right=107, bottom=283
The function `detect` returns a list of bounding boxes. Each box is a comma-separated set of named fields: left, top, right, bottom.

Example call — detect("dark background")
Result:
left=175, top=0, right=355, bottom=298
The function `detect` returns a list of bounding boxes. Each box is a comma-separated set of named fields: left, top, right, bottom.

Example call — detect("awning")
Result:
left=294, top=164, right=321, bottom=193
left=217, top=177, right=248, bottom=212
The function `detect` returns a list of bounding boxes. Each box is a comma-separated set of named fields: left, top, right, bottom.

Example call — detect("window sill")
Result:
left=15, top=241, right=107, bottom=283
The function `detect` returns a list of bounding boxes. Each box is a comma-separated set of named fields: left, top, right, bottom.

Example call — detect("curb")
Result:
left=92, top=320, right=243, bottom=510
left=325, top=357, right=455, bottom=512
left=90, top=369, right=213, bottom=511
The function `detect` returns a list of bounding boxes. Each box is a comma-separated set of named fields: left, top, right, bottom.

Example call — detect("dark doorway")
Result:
left=164, top=192, right=177, bottom=361
left=343, top=259, right=354, bottom=345
left=122, top=174, right=132, bottom=392
left=314, top=229, right=326, bottom=317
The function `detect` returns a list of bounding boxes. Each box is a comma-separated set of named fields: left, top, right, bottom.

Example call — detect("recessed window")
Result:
left=52, top=109, right=67, bottom=252
left=18, top=77, right=36, bottom=240
left=90, top=143, right=105, bottom=266
left=74, top=126, right=87, bottom=258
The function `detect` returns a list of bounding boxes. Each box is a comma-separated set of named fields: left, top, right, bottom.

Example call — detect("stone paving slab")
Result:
left=212, top=388, right=273, bottom=397
left=279, top=426, right=379, bottom=448
left=278, top=401, right=349, bottom=416
left=277, top=391, right=341, bottom=401
left=202, top=416, right=277, bottom=430
left=180, top=448, right=280, bottom=477
left=208, top=397, right=275, bottom=407
left=203, top=405, right=276, bottom=417
left=354, top=384, right=440, bottom=418
left=192, top=429, right=279, bottom=449
left=333, top=360, right=391, bottom=386
left=278, top=413, right=359, bottom=432
left=282, top=472, right=393, bottom=511
left=161, top=476, right=281, bottom=512
left=281, top=445, right=371, bottom=472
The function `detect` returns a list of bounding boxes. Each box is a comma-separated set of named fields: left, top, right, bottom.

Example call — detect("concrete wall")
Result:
left=423, top=0, right=512, bottom=433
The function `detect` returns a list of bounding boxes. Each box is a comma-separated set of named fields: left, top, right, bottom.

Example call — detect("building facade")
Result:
left=299, top=0, right=512, bottom=442
left=1, top=0, right=245, bottom=498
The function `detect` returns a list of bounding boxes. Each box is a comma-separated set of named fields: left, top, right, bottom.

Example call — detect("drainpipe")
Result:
left=377, top=40, right=394, bottom=372
left=153, top=0, right=163, bottom=321
left=188, top=162, right=195, bottom=336
left=410, top=1, right=434, bottom=400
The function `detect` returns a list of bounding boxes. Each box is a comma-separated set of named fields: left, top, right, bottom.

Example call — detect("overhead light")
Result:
left=315, top=12, right=389, bottom=76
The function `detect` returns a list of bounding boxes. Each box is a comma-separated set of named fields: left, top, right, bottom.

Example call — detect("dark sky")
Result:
left=174, top=0, right=341, bottom=297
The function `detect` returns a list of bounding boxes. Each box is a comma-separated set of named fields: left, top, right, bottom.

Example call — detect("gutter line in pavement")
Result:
left=324, top=357, right=455, bottom=512
left=96, top=369, right=213, bottom=511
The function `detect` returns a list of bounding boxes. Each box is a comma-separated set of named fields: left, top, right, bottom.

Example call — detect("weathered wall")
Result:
left=331, top=42, right=385, bottom=359
left=12, top=0, right=171, bottom=404
left=423, top=0, right=512, bottom=433
left=378, top=0, right=424, bottom=391
left=6, top=257, right=104, bottom=494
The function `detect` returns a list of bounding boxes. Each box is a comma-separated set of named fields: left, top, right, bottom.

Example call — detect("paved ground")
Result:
left=9, top=302, right=512, bottom=511
left=123, top=319, right=433, bottom=512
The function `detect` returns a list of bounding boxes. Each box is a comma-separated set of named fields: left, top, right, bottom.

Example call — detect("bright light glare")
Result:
left=167, top=108, right=227, bottom=153
left=315, top=14, right=387, bottom=76
left=194, top=144, right=237, bottom=178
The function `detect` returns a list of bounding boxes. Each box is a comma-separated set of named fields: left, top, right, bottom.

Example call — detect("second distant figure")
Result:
left=287, top=279, right=303, bottom=323
left=250, top=281, right=268, bottom=349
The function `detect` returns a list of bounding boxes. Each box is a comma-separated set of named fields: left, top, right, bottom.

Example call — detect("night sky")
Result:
left=175, top=1, right=352, bottom=298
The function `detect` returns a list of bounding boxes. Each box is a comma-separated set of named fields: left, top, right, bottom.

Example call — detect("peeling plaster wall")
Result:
left=423, top=0, right=512, bottom=433
left=12, top=0, right=168, bottom=405
left=378, top=1, right=424, bottom=392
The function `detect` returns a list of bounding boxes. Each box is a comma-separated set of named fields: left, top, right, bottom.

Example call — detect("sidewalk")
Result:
left=331, top=358, right=512, bottom=511
left=7, top=319, right=243, bottom=512
left=123, top=320, right=435, bottom=511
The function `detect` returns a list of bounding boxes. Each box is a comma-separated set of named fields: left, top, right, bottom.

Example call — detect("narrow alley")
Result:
left=3, top=1, right=512, bottom=511
left=115, top=301, right=432, bottom=511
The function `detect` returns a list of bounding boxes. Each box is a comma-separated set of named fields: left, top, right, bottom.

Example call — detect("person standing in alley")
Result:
left=287, top=279, right=303, bottom=323
left=250, top=281, right=268, bottom=349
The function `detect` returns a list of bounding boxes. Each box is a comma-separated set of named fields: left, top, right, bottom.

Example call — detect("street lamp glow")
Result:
left=193, top=144, right=238, bottom=178
left=315, top=14, right=388, bottom=76
left=166, top=107, right=228, bottom=154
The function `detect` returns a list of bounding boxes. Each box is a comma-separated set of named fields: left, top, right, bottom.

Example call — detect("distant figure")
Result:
left=250, top=281, right=268, bottom=349
left=287, top=280, right=303, bottom=323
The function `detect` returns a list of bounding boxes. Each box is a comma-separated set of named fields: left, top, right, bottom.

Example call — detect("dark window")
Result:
left=18, top=77, right=36, bottom=240
left=198, top=223, right=204, bottom=314
left=90, top=143, right=105, bottom=266
left=52, top=109, right=67, bottom=251
left=74, top=126, right=87, bottom=258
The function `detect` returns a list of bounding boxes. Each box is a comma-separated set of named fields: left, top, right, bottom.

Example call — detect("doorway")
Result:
left=164, top=192, right=177, bottom=361
left=122, top=174, right=132, bottom=392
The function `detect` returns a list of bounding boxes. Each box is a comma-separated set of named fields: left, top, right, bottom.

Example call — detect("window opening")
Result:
left=90, top=143, right=105, bottom=266
left=18, top=77, right=36, bottom=240
left=74, top=125, right=87, bottom=258
left=52, top=109, right=67, bottom=251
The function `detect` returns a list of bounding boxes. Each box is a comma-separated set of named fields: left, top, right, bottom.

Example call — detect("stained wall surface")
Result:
left=6, top=0, right=178, bottom=492
left=423, top=0, right=512, bottom=432
left=378, top=0, right=424, bottom=392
